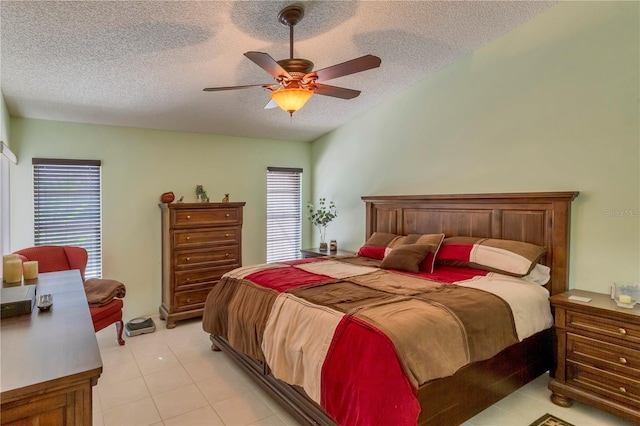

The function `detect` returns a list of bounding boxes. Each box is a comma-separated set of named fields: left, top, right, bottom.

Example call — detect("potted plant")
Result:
left=307, top=198, right=337, bottom=251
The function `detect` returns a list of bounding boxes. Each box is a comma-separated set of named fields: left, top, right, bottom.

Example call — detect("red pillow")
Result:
left=357, top=245, right=387, bottom=260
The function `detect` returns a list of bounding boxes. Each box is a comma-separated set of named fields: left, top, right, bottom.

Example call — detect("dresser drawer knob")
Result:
left=620, top=357, right=628, bottom=364
left=620, top=387, right=627, bottom=394
left=619, top=328, right=627, bottom=335
left=187, top=298, right=192, bottom=303
left=186, top=236, right=191, bottom=241
left=225, top=253, right=230, bottom=257
left=186, top=257, right=191, bottom=262
left=225, top=213, right=230, bottom=217
left=225, top=233, right=229, bottom=238
left=186, top=278, right=191, bottom=282
left=186, top=215, right=191, bottom=219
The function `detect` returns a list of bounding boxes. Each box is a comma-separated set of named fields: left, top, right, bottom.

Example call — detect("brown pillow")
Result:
left=380, top=244, right=435, bottom=273
left=389, top=233, right=445, bottom=273
left=364, top=232, right=401, bottom=247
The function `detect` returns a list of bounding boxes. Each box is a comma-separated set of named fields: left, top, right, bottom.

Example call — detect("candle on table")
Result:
left=619, top=295, right=632, bottom=304
left=23, top=261, right=38, bottom=280
left=3, top=254, right=19, bottom=280
left=4, top=259, right=22, bottom=283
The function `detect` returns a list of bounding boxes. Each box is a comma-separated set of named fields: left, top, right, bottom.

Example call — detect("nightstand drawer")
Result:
left=567, top=361, right=640, bottom=408
left=565, top=310, right=640, bottom=345
left=568, top=333, right=640, bottom=379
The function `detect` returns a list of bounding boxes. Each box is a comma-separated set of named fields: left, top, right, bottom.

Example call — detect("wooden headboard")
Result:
left=362, top=192, right=578, bottom=296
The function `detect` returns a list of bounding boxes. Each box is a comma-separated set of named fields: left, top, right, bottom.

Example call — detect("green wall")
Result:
left=311, top=1, right=639, bottom=293
left=10, top=119, right=311, bottom=320
left=8, top=1, right=640, bottom=320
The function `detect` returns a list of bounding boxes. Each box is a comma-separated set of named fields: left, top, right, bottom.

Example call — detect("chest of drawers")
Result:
left=159, top=202, right=245, bottom=328
left=549, top=290, right=640, bottom=423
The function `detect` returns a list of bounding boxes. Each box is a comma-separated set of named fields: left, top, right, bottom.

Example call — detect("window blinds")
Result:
left=266, top=167, right=302, bottom=263
left=32, top=159, right=102, bottom=278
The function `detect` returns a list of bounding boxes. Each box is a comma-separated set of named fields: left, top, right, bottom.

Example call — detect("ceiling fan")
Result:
left=203, top=4, right=382, bottom=116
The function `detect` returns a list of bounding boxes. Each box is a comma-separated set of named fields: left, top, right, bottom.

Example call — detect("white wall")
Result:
left=10, top=119, right=311, bottom=320
left=311, top=1, right=639, bottom=294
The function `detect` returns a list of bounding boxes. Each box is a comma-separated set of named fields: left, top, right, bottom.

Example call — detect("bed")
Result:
left=202, top=192, right=578, bottom=425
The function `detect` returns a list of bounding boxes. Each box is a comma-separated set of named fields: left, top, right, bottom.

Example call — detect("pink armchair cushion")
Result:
left=13, top=246, right=88, bottom=281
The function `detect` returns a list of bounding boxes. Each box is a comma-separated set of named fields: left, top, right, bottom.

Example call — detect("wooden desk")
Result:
left=1, top=270, right=102, bottom=425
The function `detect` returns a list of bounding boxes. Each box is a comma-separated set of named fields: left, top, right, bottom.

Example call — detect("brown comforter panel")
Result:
left=202, top=277, right=278, bottom=362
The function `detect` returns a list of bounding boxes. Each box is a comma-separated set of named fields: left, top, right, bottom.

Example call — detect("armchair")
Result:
left=13, top=245, right=125, bottom=345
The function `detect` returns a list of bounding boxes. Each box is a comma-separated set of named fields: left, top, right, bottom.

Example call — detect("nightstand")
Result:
left=549, top=289, right=640, bottom=424
left=300, top=247, right=355, bottom=259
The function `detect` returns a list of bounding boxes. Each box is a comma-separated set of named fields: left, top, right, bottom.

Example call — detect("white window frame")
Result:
left=266, top=167, right=302, bottom=263
left=33, top=158, right=103, bottom=278
left=0, top=141, right=17, bottom=277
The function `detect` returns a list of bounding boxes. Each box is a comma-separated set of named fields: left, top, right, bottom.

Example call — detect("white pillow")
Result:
left=522, top=263, right=551, bottom=285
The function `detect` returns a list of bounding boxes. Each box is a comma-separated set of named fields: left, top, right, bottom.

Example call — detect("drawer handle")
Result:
left=620, top=357, right=628, bottom=364
left=187, top=298, right=192, bottom=303
left=619, top=328, right=627, bottom=335
left=186, top=257, right=191, bottom=262
left=225, top=233, right=229, bottom=238
left=225, top=253, right=230, bottom=257
left=186, top=215, right=191, bottom=219
left=186, top=236, right=191, bottom=241
left=225, top=213, right=230, bottom=217
left=186, top=278, right=190, bottom=282
left=620, top=387, right=627, bottom=394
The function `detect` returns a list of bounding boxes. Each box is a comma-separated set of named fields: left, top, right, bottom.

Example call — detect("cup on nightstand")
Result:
left=614, top=282, right=640, bottom=308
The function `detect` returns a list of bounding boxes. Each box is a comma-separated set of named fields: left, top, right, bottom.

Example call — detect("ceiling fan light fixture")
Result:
left=270, top=87, right=313, bottom=116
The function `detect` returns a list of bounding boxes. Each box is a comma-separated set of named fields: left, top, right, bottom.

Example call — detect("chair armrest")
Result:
left=64, top=247, right=89, bottom=281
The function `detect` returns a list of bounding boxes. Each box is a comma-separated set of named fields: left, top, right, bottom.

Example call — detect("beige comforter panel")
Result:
left=262, top=293, right=343, bottom=403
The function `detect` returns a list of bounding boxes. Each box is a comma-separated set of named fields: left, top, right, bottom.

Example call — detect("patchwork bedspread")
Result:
left=202, top=256, right=553, bottom=425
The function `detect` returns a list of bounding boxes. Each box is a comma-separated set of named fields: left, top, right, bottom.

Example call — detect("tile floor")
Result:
left=94, top=316, right=636, bottom=426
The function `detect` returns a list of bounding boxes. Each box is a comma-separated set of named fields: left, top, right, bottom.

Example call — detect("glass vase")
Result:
left=319, top=227, right=328, bottom=251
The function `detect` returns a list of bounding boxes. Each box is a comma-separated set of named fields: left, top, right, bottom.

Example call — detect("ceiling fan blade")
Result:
left=264, top=99, right=279, bottom=109
left=244, top=52, right=292, bottom=80
left=313, top=84, right=361, bottom=100
left=313, top=55, right=381, bottom=82
left=203, top=84, right=274, bottom=92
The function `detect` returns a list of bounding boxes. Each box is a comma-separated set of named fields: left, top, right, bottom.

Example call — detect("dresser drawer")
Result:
left=174, top=288, right=212, bottom=311
left=173, top=228, right=240, bottom=248
left=564, top=310, right=640, bottom=345
left=172, top=208, right=241, bottom=228
left=175, top=266, right=236, bottom=288
left=174, top=247, right=239, bottom=268
left=567, top=333, right=640, bottom=379
left=567, top=361, right=640, bottom=408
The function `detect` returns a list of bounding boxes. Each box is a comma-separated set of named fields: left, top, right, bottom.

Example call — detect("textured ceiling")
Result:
left=0, top=1, right=558, bottom=142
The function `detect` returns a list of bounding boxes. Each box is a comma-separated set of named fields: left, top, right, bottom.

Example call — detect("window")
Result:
left=33, top=158, right=102, bottom=278
left=266, top=167, right=302, bottom=262
left=0, top=141, right=17, bottom=277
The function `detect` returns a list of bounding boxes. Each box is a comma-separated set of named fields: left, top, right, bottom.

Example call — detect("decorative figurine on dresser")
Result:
left=159, top=202, right=245, bottom=328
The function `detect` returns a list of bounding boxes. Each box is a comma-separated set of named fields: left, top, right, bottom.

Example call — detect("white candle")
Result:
left=619, top=295, right=632, bottom=304
left=4, top=259, right=22, bottom=283
left=23, top=261, right=38, bottom=280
